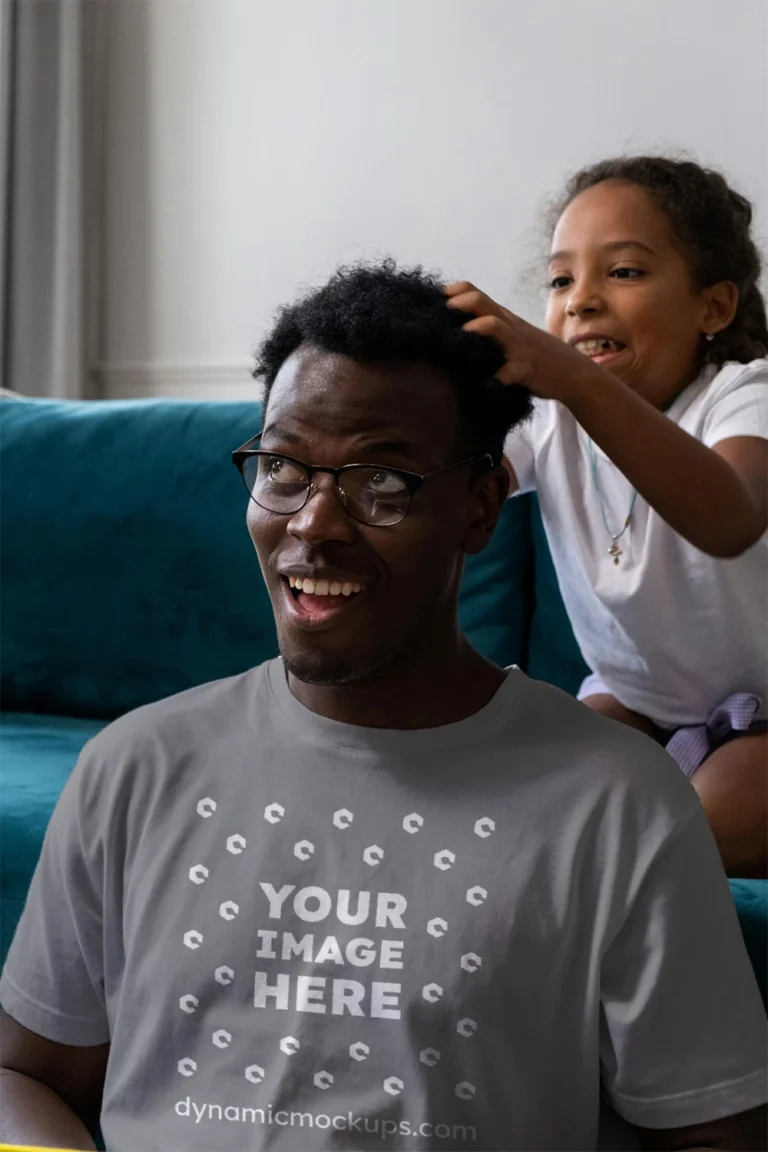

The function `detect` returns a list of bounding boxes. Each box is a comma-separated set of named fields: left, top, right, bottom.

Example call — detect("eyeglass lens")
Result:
left=242, top=454, right=412, bottom=526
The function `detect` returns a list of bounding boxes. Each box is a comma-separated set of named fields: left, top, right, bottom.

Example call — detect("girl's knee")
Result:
left=581, top=693, right=661, bottom=741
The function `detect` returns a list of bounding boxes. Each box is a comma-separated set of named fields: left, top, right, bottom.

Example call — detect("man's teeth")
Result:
left=288, top=576, right=363, bottom=597
left=575, top=338, right=623, bottom=355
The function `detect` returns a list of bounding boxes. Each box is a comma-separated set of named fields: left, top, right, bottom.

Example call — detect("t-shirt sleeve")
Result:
left=702, top=361, right=768, bottom=448
left=599, top=805, right=767, bottom=1129
left=503, top=411, right=538, bottom=494
left=0, top=746, right=110, bottom=1046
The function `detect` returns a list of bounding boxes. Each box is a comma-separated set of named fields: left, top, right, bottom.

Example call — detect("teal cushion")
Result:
left=729, top=879, right=767, bottom=1007
left=0, top=713, right=108, bottom=967
left=525, top=495, right=590, bottom=694
left=459, top=493, right=532, bottom=668
left=1, top=399, right=274, bottom=718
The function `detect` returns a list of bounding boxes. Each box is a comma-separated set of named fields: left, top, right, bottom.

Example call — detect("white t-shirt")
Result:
left=504, top=359, right=768, bottom=728
left=1, top=662, right=766, bottom=1150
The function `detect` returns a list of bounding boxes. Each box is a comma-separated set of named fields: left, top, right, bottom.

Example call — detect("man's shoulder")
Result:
left=76, top=660, right=276, bottom=785
left=512, top=675, right=698, bottom=823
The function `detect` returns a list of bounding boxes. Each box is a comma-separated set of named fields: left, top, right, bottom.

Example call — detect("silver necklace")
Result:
left=586, top=439, right=638, bottom=565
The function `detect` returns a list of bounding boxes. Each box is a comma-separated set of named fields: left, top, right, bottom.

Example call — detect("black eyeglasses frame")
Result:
left=231, top=433, right=493, bottom=525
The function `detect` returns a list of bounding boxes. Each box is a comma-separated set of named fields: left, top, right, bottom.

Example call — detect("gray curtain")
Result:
left=0, top=0, right=106, bottom=398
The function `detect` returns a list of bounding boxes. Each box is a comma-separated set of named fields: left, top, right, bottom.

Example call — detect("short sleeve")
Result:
left=702, top=361, right=768, bottom=448
left=0, top=747, right=110, bottom=1046
left=600, top=806, right=767, bottom=1129
left=503, top=409, right=539, bottom=494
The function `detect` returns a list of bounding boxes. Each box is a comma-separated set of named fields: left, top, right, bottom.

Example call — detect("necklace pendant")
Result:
left=608, top=542, right=622, bottom=565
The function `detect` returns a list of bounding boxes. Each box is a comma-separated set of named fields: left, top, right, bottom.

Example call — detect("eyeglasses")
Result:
left=232, top=434, right=492, bottom=527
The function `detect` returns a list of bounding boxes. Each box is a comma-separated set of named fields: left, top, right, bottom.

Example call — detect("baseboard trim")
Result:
left=94, top=363, right=262, bottom=402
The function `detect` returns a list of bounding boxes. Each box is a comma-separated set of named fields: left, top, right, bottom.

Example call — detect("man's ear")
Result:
left=462, top=464, right=510, bottom=556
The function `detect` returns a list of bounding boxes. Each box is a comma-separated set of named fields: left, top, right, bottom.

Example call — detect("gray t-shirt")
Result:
left=1, top=662, right=765, bottom=1151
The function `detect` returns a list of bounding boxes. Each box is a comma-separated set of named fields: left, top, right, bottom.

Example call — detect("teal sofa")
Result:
left=1, top=396, right=765, bottom=1008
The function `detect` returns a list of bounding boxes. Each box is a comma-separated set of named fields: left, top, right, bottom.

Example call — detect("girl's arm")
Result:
left=566, top=371, right=767, bottom=557
left=448, top=284, right=767, bottom=557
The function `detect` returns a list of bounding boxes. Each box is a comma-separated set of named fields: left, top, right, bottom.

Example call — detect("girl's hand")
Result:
left=445, top=281, right=601, bottom=405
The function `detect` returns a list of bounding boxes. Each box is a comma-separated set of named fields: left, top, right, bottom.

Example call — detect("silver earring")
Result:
left=705, top=332, right=714, bottom=342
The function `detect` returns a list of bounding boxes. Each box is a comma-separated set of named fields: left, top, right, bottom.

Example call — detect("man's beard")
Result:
left=279, top=623, right=411, bottom=689
left=281, top=649, right=367, bottom=687
left=280, top=645, right=395, bottom=688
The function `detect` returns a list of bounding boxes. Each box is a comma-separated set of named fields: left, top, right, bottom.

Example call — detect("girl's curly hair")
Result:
left=551, top=156, right=767, bottom=365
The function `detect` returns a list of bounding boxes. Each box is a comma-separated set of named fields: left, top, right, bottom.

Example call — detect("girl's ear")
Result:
left=702, top=280, right=740, bottom=336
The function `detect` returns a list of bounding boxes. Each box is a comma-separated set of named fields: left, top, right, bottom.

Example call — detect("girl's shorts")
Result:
left=577, top=673, right=767, bottom=779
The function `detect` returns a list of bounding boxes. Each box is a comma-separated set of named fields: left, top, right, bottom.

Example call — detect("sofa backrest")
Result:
left=1, top=398, right=545, bottom=718
left=2, top=399, right=274, bottom=716
left=527, top=495, right=589, bottom=696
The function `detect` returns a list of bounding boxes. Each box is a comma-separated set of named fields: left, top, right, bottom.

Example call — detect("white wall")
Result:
left=98, top=0, right=768, bottom=401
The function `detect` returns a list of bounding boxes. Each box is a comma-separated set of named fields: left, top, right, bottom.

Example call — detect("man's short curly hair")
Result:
left=254, top=259, right=532, bottom=466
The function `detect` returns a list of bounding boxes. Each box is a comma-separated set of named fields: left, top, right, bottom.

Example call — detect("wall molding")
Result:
left=93, top=362, right=262, bottom=401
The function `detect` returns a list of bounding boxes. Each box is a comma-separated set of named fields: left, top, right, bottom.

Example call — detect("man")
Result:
left=1, top=261, right=765, bottom=1151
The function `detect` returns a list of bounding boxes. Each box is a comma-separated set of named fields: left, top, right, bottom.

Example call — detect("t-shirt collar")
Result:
left=266, top=657, right=526, bottom=753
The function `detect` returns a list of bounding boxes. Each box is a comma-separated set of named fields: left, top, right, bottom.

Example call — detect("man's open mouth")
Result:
left=288, top=576, right=364, bottom=598
left=281, top=575, right=367, bottom=629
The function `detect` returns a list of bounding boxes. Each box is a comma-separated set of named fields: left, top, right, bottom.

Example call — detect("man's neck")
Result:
left=286, top=635, right=507, bottom=730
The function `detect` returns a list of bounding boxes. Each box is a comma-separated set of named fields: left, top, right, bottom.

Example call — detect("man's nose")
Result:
left=286, top=472, right=359, bottom=546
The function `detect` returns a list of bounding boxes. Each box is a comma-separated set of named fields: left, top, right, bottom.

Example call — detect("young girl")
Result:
left=446, top=156, right=767, bottom=878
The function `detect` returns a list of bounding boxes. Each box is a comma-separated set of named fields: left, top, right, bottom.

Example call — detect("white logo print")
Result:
left=434, top=849, right=456, bottom=871
left=188, top=864, right=209, bottom=885
left=178, top=797, right=491, bottom=1111
left=466, top=885, right=487, bottom=906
